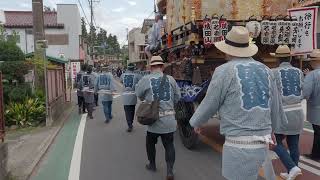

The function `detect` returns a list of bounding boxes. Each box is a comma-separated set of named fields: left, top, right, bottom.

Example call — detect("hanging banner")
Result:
left=211, top=18, right=221, bottom=43
left=219, top=18, right=228, bottom=41
left=71, top=61, right=81, bottom=89
left=289, top=20, right=299, bottom=44
left=269, top=21, right=277, bottom=45
left=261, top=20, right=270, bottom=44
left=288, top=6, right=318, bottom=54
left=283, top=21, right=291, bottom=44
left=203, top=18, right=212, bottom=46
left=276, top=20, right=286, bottom=44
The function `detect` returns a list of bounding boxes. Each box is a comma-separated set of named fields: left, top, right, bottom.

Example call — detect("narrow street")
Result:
left=31, top=82, right=225, bottom=180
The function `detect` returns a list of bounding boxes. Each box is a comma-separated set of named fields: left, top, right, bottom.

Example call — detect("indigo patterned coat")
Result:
left=136, top=72, right=181, bottom=134
left=272, top=62, right=304, bottom=135
left=303, top=68, right=320, bottom=126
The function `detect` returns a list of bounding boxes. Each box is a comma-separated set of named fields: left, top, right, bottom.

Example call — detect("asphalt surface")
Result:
left=80, top=82, right=225, bottom=180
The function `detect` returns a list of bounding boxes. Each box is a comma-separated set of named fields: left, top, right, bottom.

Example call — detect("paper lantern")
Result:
left=219, top=17, right=228, bottom=41
left=289, top=20, right=299, bottom=45
left=269, top=21, right=277, bottom=45
left=203, top=17, right=212, bottom=46
left=246, top=20, right=261, bottom=38
left=211, top=17, right=221, bottom=43
left=261, top=20, right=270, bottom=44
left=276, top=20, right=285, bottom=44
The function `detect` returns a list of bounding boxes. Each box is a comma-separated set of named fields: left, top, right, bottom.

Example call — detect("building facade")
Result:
left=0, top=4, right=81, bottom=61
left=128, top=28, right=147, bottom=67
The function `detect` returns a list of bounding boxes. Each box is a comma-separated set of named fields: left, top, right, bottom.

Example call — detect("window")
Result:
left=7, top=35, right=20, bottom=43
left=46, top=34, right=69, bottom=45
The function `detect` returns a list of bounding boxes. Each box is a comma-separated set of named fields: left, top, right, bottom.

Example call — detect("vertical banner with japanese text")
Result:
left=288, top=7, right=318, bottom=54
left=70, top=62, right=81, bottom=89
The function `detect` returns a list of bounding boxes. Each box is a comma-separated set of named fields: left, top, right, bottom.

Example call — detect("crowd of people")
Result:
left=75, top=26, right=320, bottom=180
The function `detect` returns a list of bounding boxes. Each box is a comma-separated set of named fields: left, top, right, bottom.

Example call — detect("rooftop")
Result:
left=141, top=19, right=155, bottom=34
left=3, top=11, right=64, bottom=28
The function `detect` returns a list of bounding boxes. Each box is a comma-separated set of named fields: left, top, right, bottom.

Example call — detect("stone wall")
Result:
left=0, top=143, right=8, bottom=180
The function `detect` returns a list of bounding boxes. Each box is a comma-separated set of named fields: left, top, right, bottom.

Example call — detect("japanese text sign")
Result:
left=261, top=20, right=270, bottom=44
left=203, top=18, right=212, bottom=46
left=288, top=7, right=318, bottom=54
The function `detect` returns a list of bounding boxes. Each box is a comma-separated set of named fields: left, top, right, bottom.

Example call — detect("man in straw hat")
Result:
left=120, top=63, right=142, bottom=132
left=189, top=26, right=286, bottom=180
left=270, top=45, right=304, bottom=179
left=136, top=56, right=181, bottom=180
left=303, top=49, right=320, bottom=162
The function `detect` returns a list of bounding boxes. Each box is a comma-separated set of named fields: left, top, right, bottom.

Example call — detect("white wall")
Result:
left=57, top=4, right=81, bottom=60
left=128, top=28, right=145, bottom=63
left=4, top=4, right=81, bottom=60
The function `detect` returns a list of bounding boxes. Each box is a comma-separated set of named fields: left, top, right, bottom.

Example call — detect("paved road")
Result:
left=32, top=82, right=225, bottom=180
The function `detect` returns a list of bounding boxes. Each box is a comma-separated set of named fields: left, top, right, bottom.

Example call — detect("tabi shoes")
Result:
left=145, top=163, right=157, bottom=172
left=287, top=166, right=302, bottom=180
left=280, top=172, right=288, bottom=179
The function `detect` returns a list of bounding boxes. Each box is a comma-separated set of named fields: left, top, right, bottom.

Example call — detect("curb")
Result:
left=26, top=104, right=76, bottom=180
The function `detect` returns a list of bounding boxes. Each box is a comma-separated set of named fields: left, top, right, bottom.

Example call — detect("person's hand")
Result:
left=303, top=68, right=310, bottom=75
left=269, top=133, right=277, bottom=150
left=194, top=127, right=202, bottom=134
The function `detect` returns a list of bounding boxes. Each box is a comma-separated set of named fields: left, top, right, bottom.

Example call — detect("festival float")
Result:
left=154, top=0, right=318, bottom=149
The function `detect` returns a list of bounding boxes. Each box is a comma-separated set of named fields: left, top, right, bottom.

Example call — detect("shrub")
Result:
left=0, top=40, right=25, bottom=62
left=5, top=98, right=46, bottom=127
left=3, top=84, right=32, bottom=104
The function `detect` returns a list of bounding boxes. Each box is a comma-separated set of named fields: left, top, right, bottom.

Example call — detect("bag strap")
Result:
left=157, top=74, right=167, bottom=100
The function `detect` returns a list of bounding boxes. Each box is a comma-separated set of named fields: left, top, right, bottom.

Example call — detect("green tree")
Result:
left=81, top=18, right=88, bottom=40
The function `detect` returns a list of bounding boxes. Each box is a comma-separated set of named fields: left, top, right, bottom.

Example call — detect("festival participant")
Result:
left=136, top=56, right=181, bottom=180
left=303, top=49, right=320, bottom=162
left=189, top=26, right=286, bottom=180
left=120, top=63, right=142, bottom=132
left=145, top=13, right=164, bottom=59
left=270, top=45, right=304, bottom=179
left=83, top=66, right=96, bottom=119
left=76, top=64, right=87, bottom=114
left=96, top=67, right=116, bottom=123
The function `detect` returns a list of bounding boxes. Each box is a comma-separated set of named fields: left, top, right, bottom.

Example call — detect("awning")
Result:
left=25, top=52, right=68, bottom=64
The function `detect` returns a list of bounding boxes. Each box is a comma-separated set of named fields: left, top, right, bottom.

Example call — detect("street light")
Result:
left=36, top=40, right=49, bottom=124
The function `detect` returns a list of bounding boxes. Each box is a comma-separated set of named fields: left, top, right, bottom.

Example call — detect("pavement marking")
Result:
left=300, top=156, right=320, bottom=168
left=68, top=113, right=87, bottom=180
left=299, top=162, right=320, bottom=176
left=304, top=128, right=314, bottom=133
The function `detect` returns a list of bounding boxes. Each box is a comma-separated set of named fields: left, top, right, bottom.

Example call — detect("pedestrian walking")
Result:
left=92, top=69, right=99, bottom=107
left=96, top=67, right=116, bottom=123
left=270, top=45, right=304, bottom=179
left=303, top=49, right=320, bottom=162
left=135, top=56, right=181, bottom=180
left=83, top=66, right=96, bottom=119
left=76, top=64, right=87, bottom=114
left=189, top=26, right=286, bottom=180
left=120, top=63, right=142, bottom=132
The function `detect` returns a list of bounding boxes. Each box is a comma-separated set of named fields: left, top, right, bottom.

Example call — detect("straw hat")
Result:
left=215, top=26, right=258, bottom=57
left=150, top=56, right=164, bottom=66
left=270, top=45, right=295, bottom=57
left=309, top=49, right=320, bottom=61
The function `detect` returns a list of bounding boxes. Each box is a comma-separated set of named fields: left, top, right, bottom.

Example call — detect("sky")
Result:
left=0, top=0, right=155, bottom=46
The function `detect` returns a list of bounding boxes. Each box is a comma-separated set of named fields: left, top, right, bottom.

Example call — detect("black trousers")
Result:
left=85, top=103, right=94, bottom=117
left=94, top=93, right=99, bottom=106
left=312, top=124, right=320, bottom=158
left=124, top=105, right=136, bottom=128
left=77, top=96, right=85, bottom=112
left=146, top=131, right=175, bottom=166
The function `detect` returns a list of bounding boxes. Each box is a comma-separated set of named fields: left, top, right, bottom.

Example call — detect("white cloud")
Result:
left=112, top=7, right=126, bottom=13
left=127, top=1, right=137, bottom=6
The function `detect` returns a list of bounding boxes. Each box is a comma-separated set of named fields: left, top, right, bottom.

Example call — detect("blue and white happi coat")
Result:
left=95, top=72, right=116, bottom=102
left=136, top=71, right=181, bottom=134
left=190, top=57, right=285, bottom=180
left=120, top=71, right=142, bottom=105
left=303, top=68, right=320, bottom=126
left=272, top=62, right=304, bottom=135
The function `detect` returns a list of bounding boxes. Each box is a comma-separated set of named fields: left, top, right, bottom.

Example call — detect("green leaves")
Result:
left=5, top=98, right=46, bottom=128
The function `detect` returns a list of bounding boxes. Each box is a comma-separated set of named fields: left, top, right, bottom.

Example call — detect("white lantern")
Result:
left=211, top=17, right=221, bottom=43
left=276, top=20, right=285, bottom=44
left=260, top=20, right=270, bottom=44
left=289, top=20, right=299, bottom=45
left=246, top=21, right=261, bottom=38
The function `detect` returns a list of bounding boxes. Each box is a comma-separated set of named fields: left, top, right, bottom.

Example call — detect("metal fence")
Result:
left=0, top=72, right=4, bottom=142
left=47, top=67, right=65, bottom=105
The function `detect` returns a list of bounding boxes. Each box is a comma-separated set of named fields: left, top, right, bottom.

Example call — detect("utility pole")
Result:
left=88, top=0, right=100, bottom=66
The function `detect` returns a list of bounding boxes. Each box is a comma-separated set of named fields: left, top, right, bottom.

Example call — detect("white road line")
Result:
left=299, top=162, right=320, bottom=176
left=68, top=113, right=87, bottom=180
left=300, top=156, right=320, bottom=168
left=304, top=128, right=314, bottom=133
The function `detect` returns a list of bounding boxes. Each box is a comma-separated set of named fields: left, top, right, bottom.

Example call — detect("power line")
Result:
left=77, top=0, right=90, bottom=25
